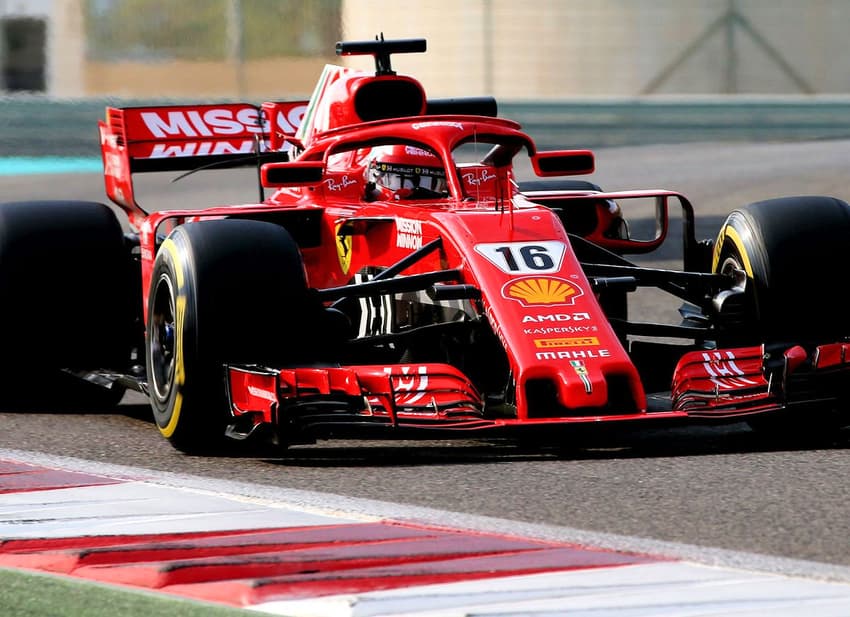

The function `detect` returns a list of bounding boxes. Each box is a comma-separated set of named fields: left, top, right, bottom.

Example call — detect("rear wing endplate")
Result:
left=98, top=101, right=307, bottom=227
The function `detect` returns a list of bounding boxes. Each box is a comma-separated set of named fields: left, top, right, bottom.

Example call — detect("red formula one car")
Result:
left=4, top=36, right=850, bottom=453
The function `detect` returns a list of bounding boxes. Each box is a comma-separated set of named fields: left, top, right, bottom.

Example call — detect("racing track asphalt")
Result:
left=1, top=140, right=850, bottom=580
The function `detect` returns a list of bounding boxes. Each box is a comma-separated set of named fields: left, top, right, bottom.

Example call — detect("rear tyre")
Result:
left=517, top=179, right=602, bottom=193
left=146, top=219, right=315, bottom=453
left=0, top=201, right=132, bottom=410
left=712, top=196, right=850, bottom=438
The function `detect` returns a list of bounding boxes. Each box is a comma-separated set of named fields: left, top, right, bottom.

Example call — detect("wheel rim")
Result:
left=718, top=253, right=743, bottom=277
left=150, top=274, right=176, bottom=403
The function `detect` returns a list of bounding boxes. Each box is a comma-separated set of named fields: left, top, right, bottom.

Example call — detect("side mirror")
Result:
left=531, top=149, right=595, bottom=177
left=261, top=161, right=325, bottom=188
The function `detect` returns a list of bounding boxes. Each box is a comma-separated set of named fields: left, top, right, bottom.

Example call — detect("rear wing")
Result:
left=99, top=95, right=498, bottom=229
left=98, top=101, right=307, bottom=227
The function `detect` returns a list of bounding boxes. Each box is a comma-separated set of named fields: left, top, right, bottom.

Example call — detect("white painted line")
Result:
left=0, top=481, right=362, bottom=537
left=254, top=563, right=850, bottom=617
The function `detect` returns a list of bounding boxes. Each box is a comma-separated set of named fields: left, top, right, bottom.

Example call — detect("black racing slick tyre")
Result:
left=712, top=195, right=850, bottom=343
left=146, top=219, right=314, bottom=454
left=517, top=179, right=603, bottom=193
left=0, top=201, right=132, bottom=410
left=713, top=196, right=850, bottom=439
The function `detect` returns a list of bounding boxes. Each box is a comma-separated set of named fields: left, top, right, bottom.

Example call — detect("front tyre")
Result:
left=146, top=219, right=314, bottom=453
left=712, top=195, right=850, bottom=344
left=712, top=196, right=850, bottom=438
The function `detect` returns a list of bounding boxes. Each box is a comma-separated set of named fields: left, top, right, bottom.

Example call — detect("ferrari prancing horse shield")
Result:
left=335, top=222, right=352, bottom=274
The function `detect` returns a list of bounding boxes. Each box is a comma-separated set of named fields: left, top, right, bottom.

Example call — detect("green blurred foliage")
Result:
left=84, top=0, right=341, bottom=61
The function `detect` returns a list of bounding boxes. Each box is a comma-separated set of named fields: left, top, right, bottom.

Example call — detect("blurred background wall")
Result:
left=1, top=0, right=848, bottom=99
left=4, top=0, right=850, bottom=156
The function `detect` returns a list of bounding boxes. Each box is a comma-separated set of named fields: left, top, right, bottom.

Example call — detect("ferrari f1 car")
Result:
left=4, top=36, right=850, bottom=453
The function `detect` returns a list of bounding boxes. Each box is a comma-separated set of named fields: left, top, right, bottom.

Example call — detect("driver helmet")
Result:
left=366, top=144, right=448, bottom=200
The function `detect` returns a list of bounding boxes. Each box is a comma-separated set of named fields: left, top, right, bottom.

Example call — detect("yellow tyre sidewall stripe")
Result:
left=712, top=223, right=754, bottom=278
left=158, top=237, right=186, bottom=439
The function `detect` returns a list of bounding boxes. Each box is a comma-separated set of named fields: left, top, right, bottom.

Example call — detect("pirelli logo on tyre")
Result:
left=534, top=336, right=599, bottom=349
left=502, top=276, right=584, bottom=307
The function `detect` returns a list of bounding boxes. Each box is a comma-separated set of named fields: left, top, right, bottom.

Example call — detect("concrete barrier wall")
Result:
left=3, top=97, right=850, bottom=158
left=505, top=97, right=850, bottom=148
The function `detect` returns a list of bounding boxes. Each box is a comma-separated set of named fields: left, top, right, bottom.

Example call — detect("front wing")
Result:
left=225, top=342, right=850, bottom=440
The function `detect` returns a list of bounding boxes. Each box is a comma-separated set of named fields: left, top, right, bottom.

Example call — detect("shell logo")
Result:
left=502, top=276, right=584, bottom=307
